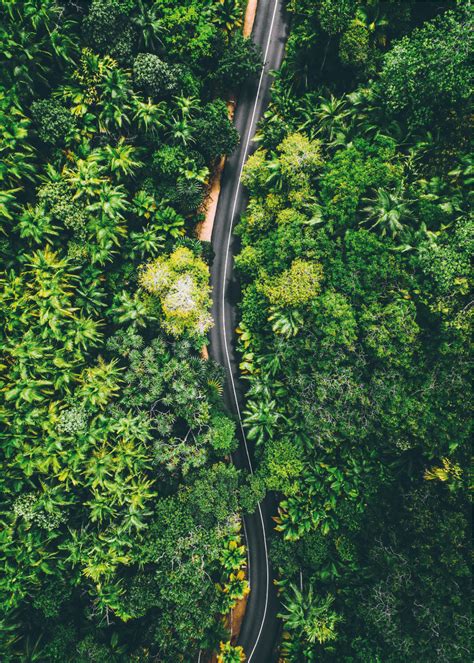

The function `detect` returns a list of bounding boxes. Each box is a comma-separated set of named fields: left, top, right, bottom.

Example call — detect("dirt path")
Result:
left=243, top=0, right=258, bottom=37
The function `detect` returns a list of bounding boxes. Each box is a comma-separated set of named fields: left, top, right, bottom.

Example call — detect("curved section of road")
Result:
left=208, top=2, right=288, bottom=661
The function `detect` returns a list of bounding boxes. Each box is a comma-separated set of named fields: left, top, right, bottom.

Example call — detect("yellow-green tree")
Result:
left=140, top=246, right=213, bottom=341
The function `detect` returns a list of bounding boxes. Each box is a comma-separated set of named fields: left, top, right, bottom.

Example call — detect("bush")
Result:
left=239, top=474, right=266, bottom=514
left=318, top=0, right=356, bottom=36
left=139, top=246, right=213, bottom=340
left=212, top=32, right=261, bottom=93
left=208, top=413, right=237, bottom=455
left=31, top=99, right=75, bottom=145
left=152, top=144, right=186, bottom=180
left=76, top=634, right=113, bottom=663
left=339, top=19, right=370, bottom=67
left=277, top=132, right=324, bottom=188
left=240, top=283, right=268, bottom=333
left=379, top=7, right=474, bottom=129
left=262, top=436, right=304, bottom=495
left=37, top=181, right=87, bottom=237
left=262, top=259, right=323, bottom=307
left=133, top=53, right=180, bottom=99
left=194, top=100, right=239, bottom=162
left=83, top=0, right=135, bottom=62
left=40, top=625, right=77, bottom=663
left=32, top=579, right=72, bottom=618
left=172, top=177, right=206, bottom=214
left=320, top=136, right=401, bottom=230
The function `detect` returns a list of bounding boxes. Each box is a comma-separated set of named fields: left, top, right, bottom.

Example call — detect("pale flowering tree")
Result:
left=140, top=246, right=213, bottom=341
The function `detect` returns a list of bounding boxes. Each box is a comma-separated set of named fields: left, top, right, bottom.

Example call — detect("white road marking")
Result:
left=220, top=1, right=281, bottom=661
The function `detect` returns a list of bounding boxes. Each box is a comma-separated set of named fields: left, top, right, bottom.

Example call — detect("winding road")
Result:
left=208, top=1, right=288, bottom=661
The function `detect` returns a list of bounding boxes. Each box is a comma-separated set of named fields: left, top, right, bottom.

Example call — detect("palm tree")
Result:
left=173, top=94, right=201, bottom=120
left=66, top=158, right=105, bottom=200
left=97, top=139, right=144, bottom=181
left=108, top=291, right=150, bottom=328
left=87, top=182, right=129, bottom=220
left=166, top=115, right=195, bottom=146
left=273, top=498, right=312, bottom=542
left=313, top=94, right=351, bottom=143
left=133, top=0, right=168, bottom=50
left=154, top=206, right=185, bottom=238
left=0, top=187, right=20, bottom=223
left=294, top=91, right=321, bottom=138
left=217, top=641, right=246, bottom=663
left=268, top=308, right=303, bottom=338
left=278, top=584, right=341, bottom=645
left=132, top=189, right=157, bottom=219
left=221, top=569, right=249, bottom=609
left=98, top=67, right=132, bottom=131
left=356, top=5, right=389, bottom=49
left=215, top=0, right=243, bottom=34
left=133, top=99, right=166, bottom=135
left=178, top=158, right=210, bottom=184
left=361, top=188, right=413, bottom=238
left=77, top=357, right=122, bottom=409
left=220, top=537, right=246, bottom=574
left=265, top=153, right=285, bottom=190
left=67, top=316, right=102, bottom=350
left=16, top=205, right=58, bottom=244
left=0, top=1, right=74, bottom=96
left=76, top=268, right=107, bottom=315
left=129, top=225, right=165, bottom=259
left=0, top=95, right=37, bottom=185
left=243, top=398, right=282, bottom=444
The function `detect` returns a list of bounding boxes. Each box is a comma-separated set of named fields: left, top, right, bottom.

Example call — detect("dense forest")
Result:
left=0, top=1, right=260, bottom=661
left=1, top=0, right=472, bottom=662
left=236, top=1, right=472, bottom=661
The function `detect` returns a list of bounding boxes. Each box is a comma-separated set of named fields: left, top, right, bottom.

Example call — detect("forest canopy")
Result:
left=0, top=0, right=260, bottom=661
left=237, top=1, right=473, bottom=661
left=0, top=0, right=472, bottom=662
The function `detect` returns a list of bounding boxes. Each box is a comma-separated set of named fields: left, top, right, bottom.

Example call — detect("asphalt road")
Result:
left=208, top=2, right=288, bottom=661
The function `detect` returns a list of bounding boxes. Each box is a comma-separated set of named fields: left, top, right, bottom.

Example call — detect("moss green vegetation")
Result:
left=0, top=0, right=261, bottom=660
left=237, top=2, right=472, bottom=661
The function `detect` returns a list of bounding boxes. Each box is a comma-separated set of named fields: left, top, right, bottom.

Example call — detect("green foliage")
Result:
left=213, top=32, right=262, bottom=92
left=276, top=131, right=324, bottom=188
left=320, top=136, right=402, bottom=230
left=263, top=259, right=323, bottom=307
left=243, top=132, right=323, bottom=198
left=239, top=474, right=266, bottom=514
left=83, top=0, right=135, bottom=62
left=215, top=0, right=244, bottom=33
left=241, top=148, right=270, bottom=194
left=3, top=1, right=471, bottom=661
left=31, top=99, right=76, bottom=146
left=140, top=246, right=213, bottom=341
left=133, top=53, right=180, bottom=99
left=318, top=0, right=356, bottom=36
left=217, top=640, right=246, bottom=662
left=361, top=187, right=413, bottom=238
left=237, top=6, right=472, bottom=661
left=379, top=7, right=474, bottom=129
left=194, top=100, right=239, bottom=162
left=279, top=584, right=342, bottom=652
left=339, top=19, right=370, bottom=67
left=261, top=436, right=304, bottom=496
left=0, top=0, right=246, bottom=659
left=208, top=413, right=237, bottom=455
